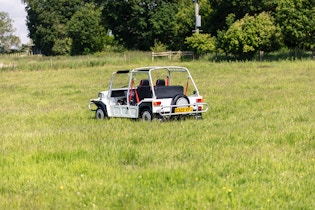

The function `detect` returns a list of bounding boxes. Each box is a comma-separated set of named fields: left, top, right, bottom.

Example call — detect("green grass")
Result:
left=1, top=55, right=315, bottom=209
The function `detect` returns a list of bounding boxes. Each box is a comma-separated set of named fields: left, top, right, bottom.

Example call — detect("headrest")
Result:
left=156, top=79, right=165, bottom=86
left=139, top=79, right=149, bottom=86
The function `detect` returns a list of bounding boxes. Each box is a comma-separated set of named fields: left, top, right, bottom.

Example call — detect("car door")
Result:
left=111, top=104, right=138, bottom=118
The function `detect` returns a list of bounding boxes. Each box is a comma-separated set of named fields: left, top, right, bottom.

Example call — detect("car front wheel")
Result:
left=96, top=108, right=106, bottom=120
left=140, top=108, right=153, bottom=121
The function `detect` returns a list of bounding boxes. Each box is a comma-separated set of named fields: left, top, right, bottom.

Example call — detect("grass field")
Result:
left=1, top=54, right=315, bottom=209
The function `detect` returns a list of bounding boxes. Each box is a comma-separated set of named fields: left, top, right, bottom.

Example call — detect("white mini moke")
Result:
left=88, top=66, right=208, bottom=121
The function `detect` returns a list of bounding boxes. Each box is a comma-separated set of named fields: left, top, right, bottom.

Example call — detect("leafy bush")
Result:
left=220, top=12, right=282, bottom=59
left=185, top=33, right=216, bottom=54
left=150, top=40, right=168, bottom=52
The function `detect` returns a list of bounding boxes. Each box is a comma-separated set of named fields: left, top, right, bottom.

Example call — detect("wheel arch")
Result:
left=91, top=100, right=107, bottom=113
left=139, top=102, right=152, bottom=113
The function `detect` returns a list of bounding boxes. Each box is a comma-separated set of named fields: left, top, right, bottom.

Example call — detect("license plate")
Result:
left=174, top=106, right=193, bottom=113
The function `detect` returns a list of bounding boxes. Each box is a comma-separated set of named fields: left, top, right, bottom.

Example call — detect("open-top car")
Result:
left=88, top=66, right=208, bottom=121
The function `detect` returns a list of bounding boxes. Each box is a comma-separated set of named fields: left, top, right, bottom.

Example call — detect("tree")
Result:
left=275, top=0, right=315, bottom=55
left=102, top=0, right=195, bottom=50
left=149, top=3, right=177, bottom=49
left=24, top=0, right=110, bottom=55
left=220, top=12, right=282, bottom=59
left=25, top=0, right=87, bottom=55
left=0, top=12, right=20, bottom=53
left=67, top=3, right=106, bottom=55
left=208, top=0, right=278, bottom=35
left=173, top=0, right=213, bottom=50
left=102, top=0, right=154, bottom=50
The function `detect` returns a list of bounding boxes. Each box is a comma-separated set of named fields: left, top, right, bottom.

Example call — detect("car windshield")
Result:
left=111, top=72, right=130, bottom=89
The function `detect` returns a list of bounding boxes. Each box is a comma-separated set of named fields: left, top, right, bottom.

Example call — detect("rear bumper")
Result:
left=155, top=102, right=208, bottom=117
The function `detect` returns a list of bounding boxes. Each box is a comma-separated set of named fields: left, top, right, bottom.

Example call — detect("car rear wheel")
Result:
left=172, top=94, right=190, bottom=106
left=171, top=94, right=190, bottom=110
left=170, top=94, right=190, bottom=120
left=140, top=108, right=153, bottom=121
left=96, top=108, right=106, bottom=120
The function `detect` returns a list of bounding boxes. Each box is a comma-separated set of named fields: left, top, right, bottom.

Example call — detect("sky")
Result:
left=0, top=0, right=29, bottom=44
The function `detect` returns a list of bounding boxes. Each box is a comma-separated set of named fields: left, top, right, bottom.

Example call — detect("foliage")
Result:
left=173, top=0, right=213, bottom=50
left=149, top=3, right=177, bottom=49
left=173, top=2, right=195, bottom=50
left=102, top=0, right=152, bottom=50
left=275, top=0, right=315, bottom=50
left=150, top=40, right=168, bottom=52
left=0, top=12, right=20, bottom=53
left=52, top=37, right=72, bottom=56
left=0, top=56, right=315, bottom=209
left=25, top=0, right=108, bottom=56
left=101, top=0, right=208, bottom=51
left=22, top=0, right=315, bottom=59
left=197, top=0, right=213, bottom=34
left=185, top=33, right=215, bottom=54
left=102, top=0, right=184, bottom=50
left=220, top=12, right=282, bottom=59
left=25, top=0, right=85, bottom=55
left=208, top=0, right=278, bottom=35
left=102, top=36, right=125, bottom=52
left=67, top=3, right=106, bottom=55
left=215, top=14, right=236, bottom=54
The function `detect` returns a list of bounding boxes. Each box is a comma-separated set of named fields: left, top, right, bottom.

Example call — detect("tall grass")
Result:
left=0, top=51, right=153, bottom=71
left=0, top=56, right=314, bottom=209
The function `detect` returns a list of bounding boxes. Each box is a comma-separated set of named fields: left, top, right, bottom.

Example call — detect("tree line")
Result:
left=20, top=0, right=315, bottom=59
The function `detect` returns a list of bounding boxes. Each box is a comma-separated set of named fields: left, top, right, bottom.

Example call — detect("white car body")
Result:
left=88, top=66, right=208, bottom=120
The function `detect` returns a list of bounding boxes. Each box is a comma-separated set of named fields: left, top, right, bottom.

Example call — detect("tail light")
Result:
left=196, top=98, right=203, bottom=111
left=153, top=101, right=161, bottom=106
left=196, top=98, right=203, bottom=103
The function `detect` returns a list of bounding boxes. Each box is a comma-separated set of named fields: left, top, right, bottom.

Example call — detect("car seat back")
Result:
left=156, top=79, right=165, bottom=86
left=137, top=79, right=151, bottom=101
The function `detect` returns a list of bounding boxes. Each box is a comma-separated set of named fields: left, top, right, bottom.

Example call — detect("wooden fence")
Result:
left=0, top=52, right=42, bottom=58
left=0, top=62, right=17, bottom=69
left=152, top=51, right=194, bottom=61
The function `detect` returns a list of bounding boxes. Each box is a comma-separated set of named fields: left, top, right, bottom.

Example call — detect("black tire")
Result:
left=96, top=108, right=106, bottom=120
left=140, top=108, right=153, bottom=121
left=172, top=94, right=190, bottom=106
left=170, top=94, right=190, bottom=120
left=171, top=94, right=190, bottom=112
